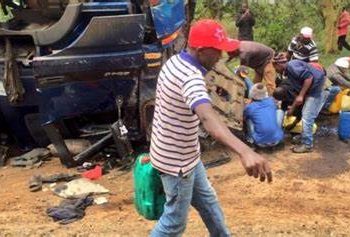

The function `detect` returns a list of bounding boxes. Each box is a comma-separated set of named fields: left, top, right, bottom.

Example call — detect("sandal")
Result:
left=28, top=175, right=43, bottom=192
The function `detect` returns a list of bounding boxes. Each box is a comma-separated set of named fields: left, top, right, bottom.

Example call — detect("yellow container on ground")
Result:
left=283, top=116, right=317, bottom=134
left=329, top=89, right=350, bottom=113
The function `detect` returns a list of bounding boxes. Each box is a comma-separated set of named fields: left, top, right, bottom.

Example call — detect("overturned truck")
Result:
left=0, top=0, right=245, bottom=167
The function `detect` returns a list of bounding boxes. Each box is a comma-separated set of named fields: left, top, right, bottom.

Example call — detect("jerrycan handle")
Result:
left=141, top=155, right=151, bottom=164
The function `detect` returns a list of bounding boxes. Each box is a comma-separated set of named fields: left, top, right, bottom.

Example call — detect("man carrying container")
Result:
left=149, top=19, right=272, bottom=237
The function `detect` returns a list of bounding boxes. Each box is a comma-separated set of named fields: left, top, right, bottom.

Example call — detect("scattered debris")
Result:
left=46, top=194, right=94, bottom=224
left=10, top=148, right=51, bottom=168
left=28, top=173, right=80, bottom=192
left=0, top=145, right=9, bottom=166
left=77, top=162, right=96, bottom=172
left=28, top=175, right=43, bottom=192
left=47, top=139, right=91, bottom=156
left=94, top=196, right=108, bottom=205
left=51, top=178, right=109, bottom=199
left=82, top=165, right=103, bottom=180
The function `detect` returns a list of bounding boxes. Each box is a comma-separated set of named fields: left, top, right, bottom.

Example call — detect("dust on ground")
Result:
left=0, top=118, right=349, bottom=237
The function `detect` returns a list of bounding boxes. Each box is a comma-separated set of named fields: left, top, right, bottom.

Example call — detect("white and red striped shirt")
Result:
left=150, top=51, right=211, bottom=176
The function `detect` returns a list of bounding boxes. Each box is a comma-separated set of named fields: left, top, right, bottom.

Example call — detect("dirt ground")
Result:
left=0, top=119, right=350, bottom=237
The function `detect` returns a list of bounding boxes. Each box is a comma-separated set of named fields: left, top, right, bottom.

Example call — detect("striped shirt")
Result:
left=150, top=51, right=211, bottom=176
left=287, top=36, right=319, bottom=62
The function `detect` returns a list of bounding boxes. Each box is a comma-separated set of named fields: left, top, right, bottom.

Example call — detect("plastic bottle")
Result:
left=133, top=153, right=165, bottom=220
left=276, top=101, right=285, bottom=128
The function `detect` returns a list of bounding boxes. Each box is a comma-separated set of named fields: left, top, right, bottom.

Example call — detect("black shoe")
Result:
left=292, top=144, right=313, bottom=153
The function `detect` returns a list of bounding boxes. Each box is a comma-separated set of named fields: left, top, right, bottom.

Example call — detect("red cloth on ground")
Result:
left=82, top=165, right=102, bottom=180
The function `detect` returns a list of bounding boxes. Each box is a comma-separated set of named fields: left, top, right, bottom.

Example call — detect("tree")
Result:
left=319, top=0, right=347, bottom=53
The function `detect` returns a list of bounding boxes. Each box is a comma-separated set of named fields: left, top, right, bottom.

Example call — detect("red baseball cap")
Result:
left=188, top=19, right=240, bottom=52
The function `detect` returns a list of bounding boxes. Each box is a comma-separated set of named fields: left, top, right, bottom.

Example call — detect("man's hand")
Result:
left=295, top=95, right=304, bottom=106
left=241, top=10, right=250, bottom=19
left=287, top=105, right=295, bottom=116
left=239, top=151, right=272, bottom=183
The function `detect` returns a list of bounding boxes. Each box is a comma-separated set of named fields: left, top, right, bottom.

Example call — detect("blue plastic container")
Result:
left=338, top=111, right=350, bottom=140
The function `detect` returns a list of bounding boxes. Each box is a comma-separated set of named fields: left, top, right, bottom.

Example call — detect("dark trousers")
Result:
left=338, top=35, right=350, bottom=51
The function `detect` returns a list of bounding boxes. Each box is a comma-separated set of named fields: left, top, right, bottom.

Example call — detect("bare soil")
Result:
left=0, top=120, right=350, bottom=237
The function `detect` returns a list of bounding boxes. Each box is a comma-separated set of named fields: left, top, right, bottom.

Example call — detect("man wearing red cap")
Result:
left=150, top=19, right=272, bottom=237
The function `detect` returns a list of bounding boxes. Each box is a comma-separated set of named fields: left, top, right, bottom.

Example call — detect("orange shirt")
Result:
left=337, top=10, right=350, bottom=36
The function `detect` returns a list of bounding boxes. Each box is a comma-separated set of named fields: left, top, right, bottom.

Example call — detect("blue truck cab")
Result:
left=0, top=0, right=195, bottom=166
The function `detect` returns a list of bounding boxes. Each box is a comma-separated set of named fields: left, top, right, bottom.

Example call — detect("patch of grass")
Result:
left=320, top=51, right=349, bottom=68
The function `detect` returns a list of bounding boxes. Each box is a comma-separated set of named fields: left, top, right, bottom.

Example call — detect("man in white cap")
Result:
left=287, top=26, right=319, bottom=62
left=323, top=57, right=350, bottom=109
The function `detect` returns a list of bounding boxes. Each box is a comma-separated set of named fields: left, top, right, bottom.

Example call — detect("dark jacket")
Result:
left=235, top=9, right=255, bottom=41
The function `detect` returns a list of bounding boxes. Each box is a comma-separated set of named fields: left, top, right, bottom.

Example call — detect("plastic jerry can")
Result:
left=338, top=111, right=350, bottom=140
left=133, top=153, right=165, bottom=220
left=283, top=116, right=317, bottom=134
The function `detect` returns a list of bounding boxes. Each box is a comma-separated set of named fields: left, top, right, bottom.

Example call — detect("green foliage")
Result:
left=250, top=0, right=324, bottom=51
left=194, top=0, right=342, bottom=67
left=319, top=50, right=349, bottom=68
left=195, top=0, right=324, bottom=51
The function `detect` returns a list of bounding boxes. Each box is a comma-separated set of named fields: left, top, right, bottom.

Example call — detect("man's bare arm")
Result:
left=195, top=103, right=272, bottom=183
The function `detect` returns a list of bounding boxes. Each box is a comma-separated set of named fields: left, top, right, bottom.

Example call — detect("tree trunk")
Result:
left=320, top=0, right=347, bottom=53
left=203, top=0, right=224, bottom=19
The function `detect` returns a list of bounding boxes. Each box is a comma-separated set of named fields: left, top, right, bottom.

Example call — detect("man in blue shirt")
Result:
left=244, top=83, right=284, bottom=147
left=272, top=54, right=329, bottom=153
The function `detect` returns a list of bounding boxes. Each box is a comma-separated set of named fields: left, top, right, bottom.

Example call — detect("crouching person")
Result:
left=272, top=54, right=329, bottom=153
left=244, top=83, right=284, bottom=148
left=323, top=57, right=350, bottom=109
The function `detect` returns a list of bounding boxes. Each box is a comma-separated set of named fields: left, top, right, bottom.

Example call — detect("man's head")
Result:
left=273, top=87, right=288, bottom=101
left=272, top=52, right=288, bottom=74
left=299, top=26, right=313, bottom=43
left=250, top=83, right=268, bottom=101
left=241, top=2, right=248, bottom=12
left=188, top=19, right=240, bottom=70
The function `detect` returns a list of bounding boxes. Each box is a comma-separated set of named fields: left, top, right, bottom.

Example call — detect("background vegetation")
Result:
left=194, top=0, right=350, bottom=67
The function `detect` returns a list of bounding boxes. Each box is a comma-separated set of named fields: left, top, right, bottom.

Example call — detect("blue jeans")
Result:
left=301, top=91, right=330, bottom=146
left=323, top=86, right=341, bottom=109
left=150, top=161, right=230, bottom=237
left=244, top=77, right=254, bottom=98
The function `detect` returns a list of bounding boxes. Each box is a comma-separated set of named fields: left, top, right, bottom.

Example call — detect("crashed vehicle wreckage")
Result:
left=0, top=0, right=245, bottom=168
left=0, top=0, right=197, bottom=167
